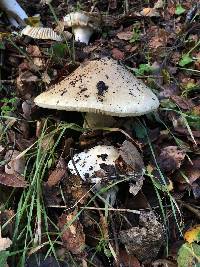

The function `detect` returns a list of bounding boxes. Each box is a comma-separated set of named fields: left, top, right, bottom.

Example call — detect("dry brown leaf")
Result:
left=116, top=31, right=132, bottom=41
left=46, top=168, right=66, bottom=187
left=117, top=249, right=141, bottom=267
left=148, top=26, right=169, bottom=49
left=140, top=7, right=160, bottom=17
left=158, top=146, right=186, bottom=173
left=152, top=259, right=177, bottom=267
left=26, top=45, right=44, bottom=69
left=4, top=150, right=25, bottom=175
left=112, top=48, right=125, bottom=60
left=58, top=211, right=85, bottom=255
left=171, top=95, right=194, bottom=110
left=0, top=172, right=28, bottom=188
left=118, top=140, right=144, bottom=175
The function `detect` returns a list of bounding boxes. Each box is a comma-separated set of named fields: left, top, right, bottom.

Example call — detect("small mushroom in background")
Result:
left=63, top=11, right=101, bottom=44
left=0, top=0, right=28, bottom=27
left=21, top=25, right=63, bottom=41
left=34, top=57, right=159, bottom=128
left=68, top=141, right=145, bottom=205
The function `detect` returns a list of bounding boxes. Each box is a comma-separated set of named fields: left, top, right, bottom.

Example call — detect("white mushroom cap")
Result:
left=63, top=11, right=100, bottom=44
left=21, top=25, right=63, bottom=41
left=63, top=11, right=100, bottom=30
left=68, top=145, right=119, bottom=182
left=34, top=57, right=159, bottom=117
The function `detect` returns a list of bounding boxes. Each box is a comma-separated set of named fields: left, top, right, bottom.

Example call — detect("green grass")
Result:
left=1, top=120, right=83, bottom=266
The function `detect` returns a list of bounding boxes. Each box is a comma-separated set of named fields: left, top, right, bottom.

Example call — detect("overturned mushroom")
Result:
left=0, top=0, right=28, bottom=27
left=63, top=11, right=100, bottom=44
left=34, top=57, right=159, bottom=128
left=68, top=142, right=144, bottom=205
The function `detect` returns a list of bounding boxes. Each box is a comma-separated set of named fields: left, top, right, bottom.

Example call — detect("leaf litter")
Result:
left=0, top=0, right=200, bottom=266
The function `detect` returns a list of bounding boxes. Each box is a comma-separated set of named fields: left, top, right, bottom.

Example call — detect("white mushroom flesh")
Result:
left=68, top=145, right=119, bottom=182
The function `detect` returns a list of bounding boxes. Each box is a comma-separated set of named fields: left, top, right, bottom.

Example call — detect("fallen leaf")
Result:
left=177, top=243, right=200, bottom=267
left=171, top=95, right=194, bottom=110
left=140, top=7, right=160, bottom=17
left=46, top=168, right=66, bottom=187
left=116, top=31, right=133, bottom=41
left=152, top=259, right=177, bottom=267
left=184, top=225, right=200, bottom=244
left=58, top=211, right=85, bottom=255
left=26, top=45, right=44, bottom=69
left=0, top=172, right=28, bottom=188
left=117, top=249, right=141, bottom=267
left=154, top=0, right=165, bottom=9
left=4, top=150, right=25, bottom=175
left=112, top=48, right=125, bottom=60
left=157, top=146, right=186, bottom=173
left=148, top=26, right=169, bottom=49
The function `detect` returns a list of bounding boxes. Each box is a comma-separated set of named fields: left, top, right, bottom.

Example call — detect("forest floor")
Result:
left=0, top=0, right=200, bottom=266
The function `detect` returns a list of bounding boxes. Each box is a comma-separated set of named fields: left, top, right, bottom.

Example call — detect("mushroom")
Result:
left=68, top=145, right=119, bottom=205
left=68, top=142, right=144, bottom=205
left=0, top=0, right=28, bottom=27
left=63, top=11, right=100, bottom=44
left=34, top=57, right=159, bottom=128
left=21, top=25, right=63, bottom=41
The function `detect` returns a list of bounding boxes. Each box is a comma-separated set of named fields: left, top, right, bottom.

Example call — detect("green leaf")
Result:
left=179, top=54, right=193, bottom=67
left=177, top=243, right=200, bottom=267
left=133, top=64, right=153, bottom=76
left=175, top=4, right=186, bottom=15
left=51, top=43, right=68, bottom=59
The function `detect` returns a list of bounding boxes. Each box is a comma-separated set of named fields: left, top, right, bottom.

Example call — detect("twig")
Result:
left=177, top=200, right=200, bottom=220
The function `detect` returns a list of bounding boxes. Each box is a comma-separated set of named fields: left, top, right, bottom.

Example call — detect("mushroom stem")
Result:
left=73, top=26, right=93, bottom=44
left=84, top=112, right=116, bottom=128
left=0, top=0, right=28, bottom=26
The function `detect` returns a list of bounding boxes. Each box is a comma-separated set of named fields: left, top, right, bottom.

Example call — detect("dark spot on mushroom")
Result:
left=99, top=163, right=117, bottom=180
left=96, top=81, right=109, bottom=102
left=84, top=173, right=90, bottom=179
left=97, top=153, right=108, bottom=161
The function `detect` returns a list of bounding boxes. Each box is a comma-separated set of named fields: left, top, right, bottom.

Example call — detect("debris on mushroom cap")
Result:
left=68, top=145, right=119, bottom=182
left=21, top=25, right=63, bottom=41
left=34, top=57, right=159, bottom=116
left=63, top=11, right=100, bottom=30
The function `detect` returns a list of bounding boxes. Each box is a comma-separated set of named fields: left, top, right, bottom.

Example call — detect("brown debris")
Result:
left=157, top=146, right=186, bottom=173
left=0, top=172, right=28, bottom=188
left=58, top=211, right=86, bottom=255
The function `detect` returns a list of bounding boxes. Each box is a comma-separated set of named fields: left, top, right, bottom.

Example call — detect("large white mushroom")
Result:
left=34, top=57, right=159, bottom=128
left=63, top=11, right=100, bottom=44
left=0, top=0, right=28, bottom=27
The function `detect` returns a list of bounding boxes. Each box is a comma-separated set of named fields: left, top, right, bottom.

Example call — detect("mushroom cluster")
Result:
left=34, top=57, right=159, bottom=128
